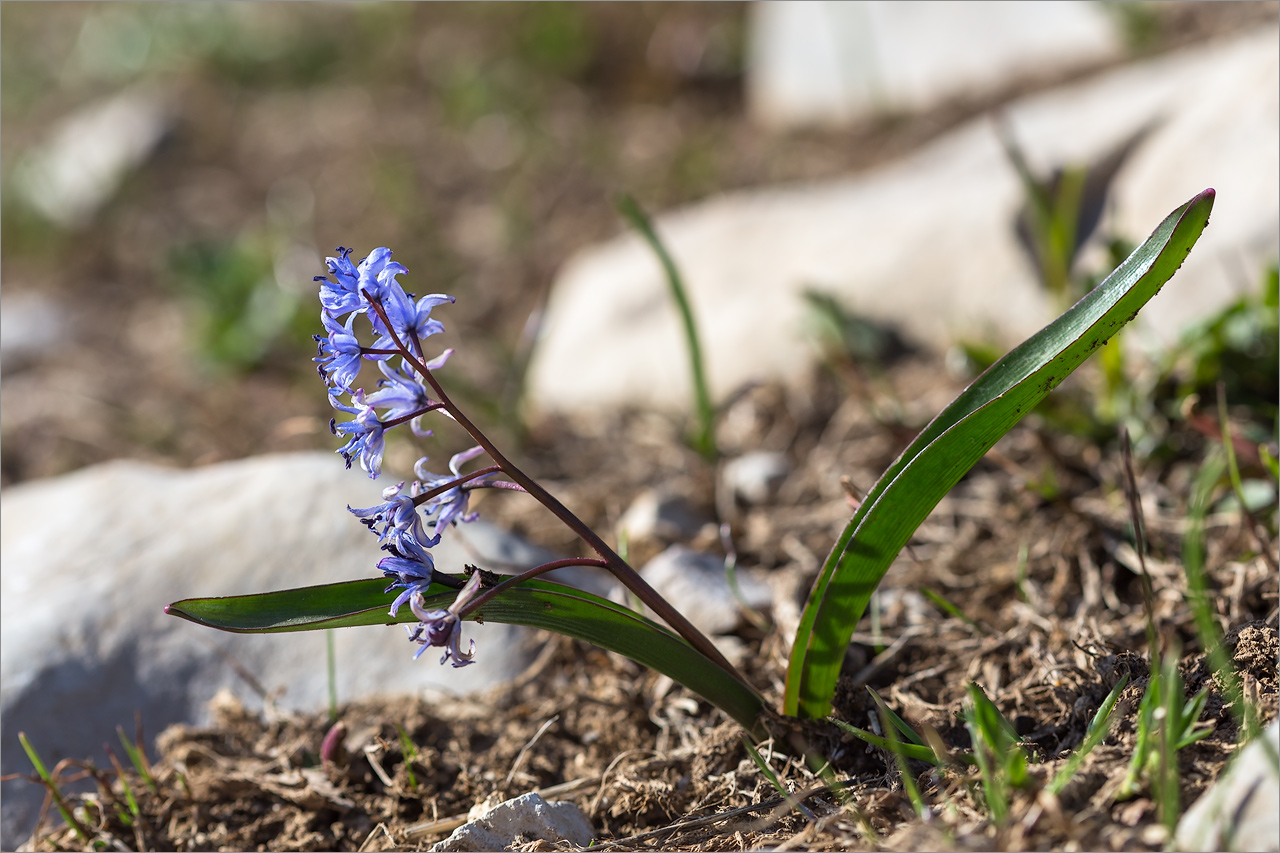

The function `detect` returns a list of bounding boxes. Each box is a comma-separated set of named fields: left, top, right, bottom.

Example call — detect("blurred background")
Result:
left=1, top=1, right=1274, bottom=487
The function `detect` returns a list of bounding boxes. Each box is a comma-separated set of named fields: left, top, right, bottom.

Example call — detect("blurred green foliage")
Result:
left=1098, top=1, right=1167, bottom=55
left=166, top=235, right=312, bottom=373
left=802, top=289, right=911, bottom=369
left=511, top=2, right=595, bottom=80
left=1157, top=263, right=1279, bottom=432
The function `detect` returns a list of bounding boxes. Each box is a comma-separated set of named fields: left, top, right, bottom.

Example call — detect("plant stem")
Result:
left=411, top=464, right=510, bottom=507
left=463, top=558, right=609, bottom=612
left=430, top=375, right=749, bottom=682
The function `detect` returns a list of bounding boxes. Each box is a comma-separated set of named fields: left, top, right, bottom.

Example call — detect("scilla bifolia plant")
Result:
left=168, top=190, right=1215, bottom=735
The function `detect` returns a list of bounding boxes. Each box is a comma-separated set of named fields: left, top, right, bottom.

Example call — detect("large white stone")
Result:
left=526, top=30, right=1279, bottom=415
left=0, top=453, right=553, bottom=847
left=747, top=1, right=1122, bottom=128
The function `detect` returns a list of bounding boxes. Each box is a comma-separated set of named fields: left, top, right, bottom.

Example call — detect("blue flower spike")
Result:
left=317, top=246, right=458, bottom=479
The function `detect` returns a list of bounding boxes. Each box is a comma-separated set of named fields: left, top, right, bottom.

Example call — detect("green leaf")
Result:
left=785, top=189, right=1215, bottom=718
left=1048, top=673, right=1128, bottom=796
left=616, top=194, right=717, bottom=461
left=867, top=687, right=927, bottom=746
left=827, top=717, right=968, bottom=767
left=168, top=576, right=764, bottom=732
left=167, top=578, right=405, bottom=632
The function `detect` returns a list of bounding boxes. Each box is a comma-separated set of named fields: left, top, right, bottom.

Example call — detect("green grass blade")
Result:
left=1156, top=653, right=1184, bottom=831
left=103, top=745, right=141, bottom=820
left=396, top=725, right=419, bottom=791
left=871, top=701, right=929, bottom=819
left=1120, top=667, right=1162, bottom=800
left=964, top=706, right=1009, bottom=822
left=1183, top=451, right=1262, bottom=742
left=116, top=726, right=158, bottom=794
left=867, top=688, right=927, bottom=747
left=964, top=683, right=1028, bottom=822
left=168, top=576, right=764, bottom=732
left=1048, top=673, right=1128, bottom=795
left=19, top=732, right=90, bottom=841
left=919, top=586, right=989, bottom=635
left=616, top=194, right=717, bottom=461
left=828, top=717, right=952, bottom=767
left=785, top=189, right=1215, bottom=718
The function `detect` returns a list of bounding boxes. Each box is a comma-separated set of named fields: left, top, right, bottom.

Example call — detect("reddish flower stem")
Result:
left=459, top=558, right=609, bottom=613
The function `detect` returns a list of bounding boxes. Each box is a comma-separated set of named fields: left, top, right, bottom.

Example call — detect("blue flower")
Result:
left=349, top=480, right=434, bottom=557
left=317, top=247, right=363, bottom=317
left=316, top=246, right=411, bottom=322
left=406, top=571, right=481, bottom=666
left=378, top=548, right=436, bottom=618
left=313, top=311, right=365, bottom=391
left=354, top=247, right=408, bottom=308
left=329, top=390, right=385, bottom=478
left=413, top=446, right=489, bottom=545
left=364, top=358, right=438, bottom=431
left=372, top=288, right=455, bottom=356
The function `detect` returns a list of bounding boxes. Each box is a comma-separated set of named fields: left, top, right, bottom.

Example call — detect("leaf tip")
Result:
left=164, top=602, right=194, bottom=623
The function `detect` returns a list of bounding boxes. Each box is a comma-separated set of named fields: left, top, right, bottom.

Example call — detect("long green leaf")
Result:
left=616, top=194, right=717, bottom=461
left=785, top=189, right=1214, bottom=718
left=168, top=577, right=764, bottom=732
left=167, top=578, right=409, bottom=632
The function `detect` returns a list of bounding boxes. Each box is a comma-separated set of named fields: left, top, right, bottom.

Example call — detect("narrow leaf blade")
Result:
left=169, top=577, right=764, bottom=731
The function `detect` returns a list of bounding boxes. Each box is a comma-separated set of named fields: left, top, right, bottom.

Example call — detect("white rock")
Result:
left=638, top=545, right=772, bottom=636
left=526, top=30, right=1279, bottom=416
left=0, top=453, right=551, bottom=847
left=619, top=488, right=707, bottom=546
left=0, top=292, right=67, bottom=375
left=11, top=86, right=170, bottom=228
left=1176, top=719, right=1280, bottom=852
left=431, top=792, right=594, bottom=852
left=747, top=1, right=1122, bottom=128
left=723, top=451, right=791, bottom=505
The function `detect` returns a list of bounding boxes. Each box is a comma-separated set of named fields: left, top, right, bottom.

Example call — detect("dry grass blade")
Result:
left=1120, top=426, right=1160, bottom=651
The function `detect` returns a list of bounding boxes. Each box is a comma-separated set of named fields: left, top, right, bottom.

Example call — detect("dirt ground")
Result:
left=3, top=3, right=1278, bottom=851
